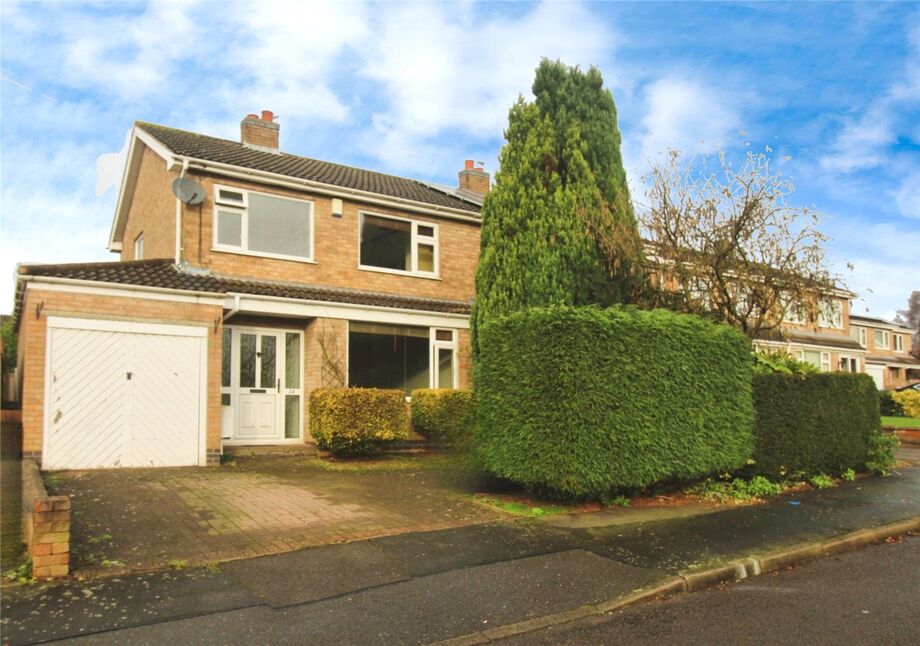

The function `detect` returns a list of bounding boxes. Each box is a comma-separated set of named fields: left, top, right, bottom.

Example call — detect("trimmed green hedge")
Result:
left=475, top=306, right=755, bottom=499
left=411, top=389, right=475, bottom=448
left=752, top=373, right=879, bottom=477
left=310, top=388, right=408, bottom=456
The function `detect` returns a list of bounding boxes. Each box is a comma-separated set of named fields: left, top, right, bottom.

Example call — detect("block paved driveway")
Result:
left=46, top=455, right=501, bottom=574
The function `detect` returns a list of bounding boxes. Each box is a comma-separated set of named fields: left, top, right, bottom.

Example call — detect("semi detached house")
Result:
left=13, top=111, right=486, bottom=470
left=13, top=111, right=919, bottom=471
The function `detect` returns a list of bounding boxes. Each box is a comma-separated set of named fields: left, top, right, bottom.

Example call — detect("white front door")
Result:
left=223, top=327, right=303, bottom=443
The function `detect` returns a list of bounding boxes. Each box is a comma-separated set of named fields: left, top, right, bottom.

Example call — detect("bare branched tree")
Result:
left=639, top=149, right=836, bottom=338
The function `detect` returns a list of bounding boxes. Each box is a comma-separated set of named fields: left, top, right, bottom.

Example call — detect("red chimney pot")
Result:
left=464, top=159, right=474, bottom=170
left=261, top=110, right=274, bottom=122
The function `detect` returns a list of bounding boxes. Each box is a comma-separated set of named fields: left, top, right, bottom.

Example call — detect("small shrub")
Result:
left=809, top=474, right=835, bottom=489
left=891, top=390, right=920, bottom=418
left=689, top=475, right=782, bottom=502
left=879, top=390, right=904, bottom=417
left=866, top=431, right=900, bottom=476
left=410, top=389, right=475, bottom=448
left=841, top=468, right=856, bottom=482
left=310, top=388, right=408, bottom=456
left=752, top=373, right=879, bottom=478
left=476, top=306, right=755, bottom=501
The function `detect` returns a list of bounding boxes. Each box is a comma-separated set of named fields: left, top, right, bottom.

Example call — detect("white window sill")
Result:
left=211, top=247, right=317, bottom=264
left=358, top=264, right=441, bottom=281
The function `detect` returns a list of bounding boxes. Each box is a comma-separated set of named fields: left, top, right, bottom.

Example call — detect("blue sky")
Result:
left=1, top=1, right=917, bottom=318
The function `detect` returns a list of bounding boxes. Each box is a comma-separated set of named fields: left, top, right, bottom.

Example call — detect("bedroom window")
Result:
left=213, top=185, right=314, bottom=261
left=359, top=213, right=438, bottom=277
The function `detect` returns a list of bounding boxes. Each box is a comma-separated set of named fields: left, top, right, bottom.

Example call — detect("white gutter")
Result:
left=222, top=293, right=241, bottom=322
left=174, top=158, right=189, bottom=264
left=182, top=157, right=483, bottom=224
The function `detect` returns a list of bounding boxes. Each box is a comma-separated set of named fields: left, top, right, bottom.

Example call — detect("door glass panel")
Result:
left=261, top=335, right=277, bottom=388
left=240, top=333, right=256, bottom=388
left=438, top=348, right=454, bottom=388
left=284, top=395, right=300, bottom=439
left=221, top=328, right=232, bottom=388
left=285, top=333, right=300, bottom=389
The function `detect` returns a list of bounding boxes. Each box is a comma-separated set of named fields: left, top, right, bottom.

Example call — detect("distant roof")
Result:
left=14, top=260, right=471, bottom=328
left=850, top=314, right=913, bottom=330
left=136, top=122, right=482, bottom=215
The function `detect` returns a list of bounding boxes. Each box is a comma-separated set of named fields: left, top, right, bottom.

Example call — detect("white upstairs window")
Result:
left=213, top=185, right=314, bottom=262
left=359, top=212, right=439, bottom=277
left=134, top=233, right=144, bottom=260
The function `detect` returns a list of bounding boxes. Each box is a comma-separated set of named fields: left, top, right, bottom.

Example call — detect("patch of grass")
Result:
left=472, top=495, right=569, bottom=517
left=809, top=474, right=835, bottom=489
left=687, top=475, right=786, bottom=502
left=3, top=557, right=34, bottom=585
left=168, top=559, right=189, bottom=570
left=310, top=453, right=473, bottom=473
left=841, top=468, right=856, bottom=482
left=881, top=416, right=920, bottom=429
left=100, top=558, right=124, bottom=568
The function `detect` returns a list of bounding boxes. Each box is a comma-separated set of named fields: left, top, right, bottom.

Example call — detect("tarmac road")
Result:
left=498, top=533, right=920, bottom=646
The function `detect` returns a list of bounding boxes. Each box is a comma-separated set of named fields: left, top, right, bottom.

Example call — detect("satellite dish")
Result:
left=171, top=177, right=205, bottom=205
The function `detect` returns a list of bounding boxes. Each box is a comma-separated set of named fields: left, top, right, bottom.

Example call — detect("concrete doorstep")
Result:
left=430, top=517, right=920, bottom=646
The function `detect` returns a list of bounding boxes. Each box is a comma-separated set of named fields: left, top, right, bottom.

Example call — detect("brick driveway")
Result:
left=46, top=455, right=501, bottom=574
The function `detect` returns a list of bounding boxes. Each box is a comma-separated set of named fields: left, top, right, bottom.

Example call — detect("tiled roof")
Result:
left=850, top=314, right=913, bottom=330
left=756, top=328, right=865, bottom=351
left=15, top=260, right=472, bottom=327
left=865, top=355, right=920, bottom=366
left=137, top=122, right=482, bottom=215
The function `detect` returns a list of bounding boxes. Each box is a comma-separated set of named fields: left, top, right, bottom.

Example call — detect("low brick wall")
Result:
left=21, top=459, right=70, bottom=578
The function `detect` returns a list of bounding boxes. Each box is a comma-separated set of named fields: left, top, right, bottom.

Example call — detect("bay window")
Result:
left=348, top=323, right=457, bottom=394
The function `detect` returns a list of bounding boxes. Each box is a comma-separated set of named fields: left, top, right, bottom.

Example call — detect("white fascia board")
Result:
left=787, top=340, right=867, bottom=354
left=46, top=315, right=209, bottom=337
left=109, top=126, right=181, bottom=251
left=185, top=158, right=482, bottom=225
left=865, top=358, right=919, bottom=368
left=228, top=293, right=471, bottom=329
left=23, top=276, right=226, bottom=307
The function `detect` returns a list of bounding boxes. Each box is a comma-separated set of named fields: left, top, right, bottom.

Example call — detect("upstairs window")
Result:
left=213, top=185, right=313, bottom=261
left=817, top=299, right=843, bottom=329
left=857, top=327, right=867, bottom=348
left=874, top=330, right=890, bottom=349
left=359, top=213, right=438, bottom=276
left=895, top=334, right=904, bottom=352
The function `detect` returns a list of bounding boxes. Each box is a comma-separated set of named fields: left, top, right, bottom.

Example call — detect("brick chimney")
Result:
left=458, top=159, right=490, bottom=196
left=240, top=110, right=280, bottom=152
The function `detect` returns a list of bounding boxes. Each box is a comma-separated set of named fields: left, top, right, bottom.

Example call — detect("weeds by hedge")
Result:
left=475, top=306, right=756, bottom=500
left=752, top=373, right=880, bottom=477
left=410, top=389, right=475, bottom=448
left=310, top=388, right=408, bottom=456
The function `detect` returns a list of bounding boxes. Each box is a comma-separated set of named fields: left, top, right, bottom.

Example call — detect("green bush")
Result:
left=475, top=306, right=756, bottom=500
left=866, top=431, right=899, bottom=476
left=310, top=388, right=408, bottom=456
left=752, top=373, right=879, bottom=478
left=410, top=389, right=475, bottom=448
left=879, top=390, right=904, bottom=417
left=892, top=390, right=920, bottom=418
left=752, top=350, right=819, bottom=375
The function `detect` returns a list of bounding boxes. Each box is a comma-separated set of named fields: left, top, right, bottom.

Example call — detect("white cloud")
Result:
left=639, top=77, right=741, bottom=161
left=892, top=168, right=920, bottom=220
left=360, top=1, right=615, bottom=175
left=96, top=129, right=131, bottom=196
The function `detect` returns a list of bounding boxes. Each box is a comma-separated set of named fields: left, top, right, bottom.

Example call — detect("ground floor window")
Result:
left=798, top=349, right=831, bottom=372
left=348, top=322, right=457, bottom=394
left=839, top=355, right=858, bottom=373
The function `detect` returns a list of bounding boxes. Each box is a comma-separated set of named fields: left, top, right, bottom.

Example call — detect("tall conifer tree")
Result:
left=472, top=60, right=642, bottom=355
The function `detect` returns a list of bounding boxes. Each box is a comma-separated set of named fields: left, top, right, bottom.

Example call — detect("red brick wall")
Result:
left=18, top=288, right=223, bottom=460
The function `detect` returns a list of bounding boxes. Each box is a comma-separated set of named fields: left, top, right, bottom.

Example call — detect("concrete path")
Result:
left=2, top=466, right=918, bottom=646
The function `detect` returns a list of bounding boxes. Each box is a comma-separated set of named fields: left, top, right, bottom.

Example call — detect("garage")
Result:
left=43, top=317, right=208, bottom=470
left=865, top=364, right=885, bottom=390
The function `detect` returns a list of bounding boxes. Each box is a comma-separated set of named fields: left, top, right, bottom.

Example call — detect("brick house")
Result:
left=848, top=315, right=920, bottom=389
left=13, top=112, right=487, bottom=469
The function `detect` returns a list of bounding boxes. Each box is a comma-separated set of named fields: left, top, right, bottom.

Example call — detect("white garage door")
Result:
left=44, top=317, right=207, bottom=470
left=865, top=364, right=885, bottom=390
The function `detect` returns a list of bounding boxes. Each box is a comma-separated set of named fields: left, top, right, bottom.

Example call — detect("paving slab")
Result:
left=223, top=540, right=410, bottom=607
left=64, top=550, right=664, bottom=646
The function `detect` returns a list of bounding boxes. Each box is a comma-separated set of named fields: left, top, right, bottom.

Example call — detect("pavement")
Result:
left=2, top=464, right=919, bottom=646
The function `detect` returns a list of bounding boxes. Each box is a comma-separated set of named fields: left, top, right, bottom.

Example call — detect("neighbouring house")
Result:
left=12, top=111, right=486, bottom=469
left=848, top=315, right=920, bottom=389
left=753, top=291, right=867, bottom=376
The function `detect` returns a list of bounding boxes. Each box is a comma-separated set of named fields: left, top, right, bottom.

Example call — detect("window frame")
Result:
left=134, top=232, right=144, bottom=260
left=874, top=329, right=890, bottom=350
left=357, top=211, right=440, bottom=279
left=212, top=184, right=315, bottom=263
left=430, top=328, right=457, bottom=389
left=894, top=334, right=904, bottom=352
left=857, top=327, right=867, bottom=348
left=817, top=299, right=843, bottom=329
left=838, top=355, right=858, bottom=373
